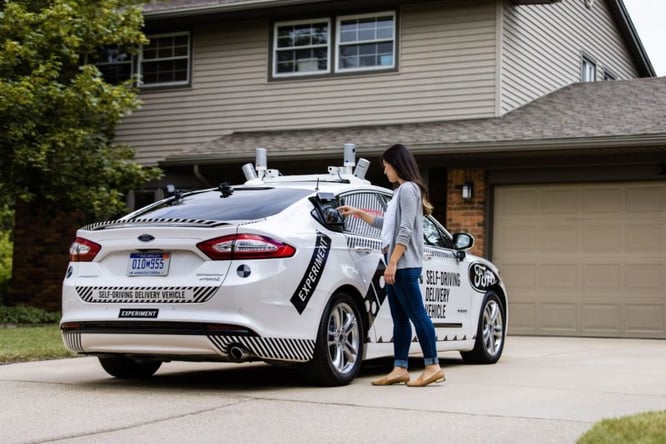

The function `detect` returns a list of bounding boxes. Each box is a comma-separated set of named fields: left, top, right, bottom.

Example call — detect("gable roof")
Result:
left=162, top=76, right=666, bottom=166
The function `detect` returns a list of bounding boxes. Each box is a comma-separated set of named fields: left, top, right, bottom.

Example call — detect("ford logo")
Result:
left=138, top=234, right=155, bottom=242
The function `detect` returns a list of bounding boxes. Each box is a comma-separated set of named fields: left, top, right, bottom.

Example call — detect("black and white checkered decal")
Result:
left=208, top=335, right=315, bottom=362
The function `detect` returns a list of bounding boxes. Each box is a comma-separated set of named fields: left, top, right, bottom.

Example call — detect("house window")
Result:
left=139, top=33, right=190, bottom=87
left=603, top=69, right=616, bottom=81
left=93, top=32, right=191, bottom=88
left=336, top=13, right=395, bottom=72
left=274, top=20, right=330, bottom=76
left=581, top=56, right=596, bottom=82
left=95, top=48, right=134, bottom=85
left=272, top=11, right=395, bottom=78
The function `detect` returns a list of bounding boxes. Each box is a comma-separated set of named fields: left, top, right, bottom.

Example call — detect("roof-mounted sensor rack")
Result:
left=242, top=144, right=371, bottom=185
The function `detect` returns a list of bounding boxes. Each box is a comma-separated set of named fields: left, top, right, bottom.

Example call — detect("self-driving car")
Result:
left=61, top=146, right=508, bottom=386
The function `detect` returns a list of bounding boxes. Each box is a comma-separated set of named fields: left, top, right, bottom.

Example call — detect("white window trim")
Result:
left=581, top=55, right=596, bottom=82
left=602, top=68, right=616, bottom=81
left=138, top=31, right=191, bottom=88
left=272, top=18, right=331, bottom=78
left=335, top=11, right=396, bottom=73
left=272, top=11, right=396, bottom=79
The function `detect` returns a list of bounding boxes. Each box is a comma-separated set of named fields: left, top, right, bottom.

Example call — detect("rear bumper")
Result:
left=61, top=323, right=315, bottom=363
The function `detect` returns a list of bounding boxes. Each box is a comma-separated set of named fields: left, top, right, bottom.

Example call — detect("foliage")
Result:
left=0, top=204, right=13, bottom=304
left=0, top=0, right=162, bottom=220
left=0, top=324, right=75, bottom=364
left=0, top=230, right=11, bottom=304
left=578, top=410, right=666, bottom=444
left=0, top=304, right=60, bottom=324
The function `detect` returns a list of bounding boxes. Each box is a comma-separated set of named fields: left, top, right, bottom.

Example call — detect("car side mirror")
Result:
left=452, top=233, right=473, bottom=261
left=310, top=193, right=344, bottom=232
left=452, top=233, right=474, bottom=250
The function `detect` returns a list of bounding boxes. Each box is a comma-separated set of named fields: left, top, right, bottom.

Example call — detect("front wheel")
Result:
left=307, top=292, right=364, bottom=386
left=460, top=291, right=506, bottom=364
left=98, top=356, right=162, bottom=379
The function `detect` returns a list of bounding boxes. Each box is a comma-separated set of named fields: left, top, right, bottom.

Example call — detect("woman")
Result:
left=338, top=143, right=445, bottom=387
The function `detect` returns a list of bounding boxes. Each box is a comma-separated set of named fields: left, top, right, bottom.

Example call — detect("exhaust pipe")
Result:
left=229, top=345, right=251, bottom=361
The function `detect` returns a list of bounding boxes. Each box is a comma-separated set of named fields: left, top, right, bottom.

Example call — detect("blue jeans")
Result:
left=386, top=267, right=439, bottom=368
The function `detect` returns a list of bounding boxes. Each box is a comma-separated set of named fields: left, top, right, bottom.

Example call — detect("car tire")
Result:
left=460, top=291, right=505, bottom=364
left=307, top=292, right=364, bottom=386
left=98, top=356, right=162, bottom=379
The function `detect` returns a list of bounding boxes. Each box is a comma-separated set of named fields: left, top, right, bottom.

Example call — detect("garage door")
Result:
left=493, top=182, right=666, bottom=339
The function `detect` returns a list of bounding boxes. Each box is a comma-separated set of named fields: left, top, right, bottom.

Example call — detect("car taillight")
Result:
left=197, top=234, right=296, bottom=260
left=69, top=237, right=101, bottom=262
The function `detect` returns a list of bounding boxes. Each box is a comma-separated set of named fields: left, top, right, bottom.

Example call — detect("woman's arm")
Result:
left=337, top=205, right=378, bottom=226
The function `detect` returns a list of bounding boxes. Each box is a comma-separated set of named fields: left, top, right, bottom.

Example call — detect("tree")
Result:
left=0, top=0, right=162, bottom=220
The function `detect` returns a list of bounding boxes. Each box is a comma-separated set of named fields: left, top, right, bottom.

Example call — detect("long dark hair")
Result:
left=381, top=143, right=433, bottom=215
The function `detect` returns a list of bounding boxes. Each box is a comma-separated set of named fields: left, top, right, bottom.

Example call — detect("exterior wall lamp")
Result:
left=462, top=182, right=473, bottom=201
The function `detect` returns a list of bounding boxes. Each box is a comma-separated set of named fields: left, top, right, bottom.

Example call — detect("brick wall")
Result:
left=9, top=203, right=85, bottom=311
left=446, top=168, right=486, bottom=257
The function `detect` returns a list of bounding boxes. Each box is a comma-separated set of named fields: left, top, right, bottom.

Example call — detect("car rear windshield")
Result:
left=128, top=187, right=313, bottom=221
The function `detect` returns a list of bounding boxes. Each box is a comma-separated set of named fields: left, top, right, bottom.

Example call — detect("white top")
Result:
left=381, top=195, right=397, bottom=251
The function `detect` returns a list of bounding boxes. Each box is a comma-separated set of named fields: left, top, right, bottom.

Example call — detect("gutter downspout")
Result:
left=193, top=164, right=212, bottom=187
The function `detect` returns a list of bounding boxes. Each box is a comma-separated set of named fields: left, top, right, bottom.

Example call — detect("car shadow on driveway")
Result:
left=81, top=356, right=465, bottom=391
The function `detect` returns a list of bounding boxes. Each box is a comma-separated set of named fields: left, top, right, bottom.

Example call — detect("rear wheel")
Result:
left=461, top=291, right=505, bottom=364
left=98, top=356, right=162, bottom=379
left=308, top=292, right=363, bottom=386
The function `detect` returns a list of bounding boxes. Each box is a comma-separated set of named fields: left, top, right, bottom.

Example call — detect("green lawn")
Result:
left=0, top=324, right=75, bottom=364
left=578, top=410, right=666, bottom=444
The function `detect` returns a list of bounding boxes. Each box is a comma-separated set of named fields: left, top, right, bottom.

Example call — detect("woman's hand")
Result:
left=384, top=262, right=397, bottom=285
left=337, top=205, right=375, bottom=226
left=336, top=205, right=357, bottom=217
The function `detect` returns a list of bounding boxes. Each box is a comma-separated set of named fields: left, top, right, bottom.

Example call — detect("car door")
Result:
left=338, top=191, right=388, bottom=339
left=421, top=216, right=473, bottom=341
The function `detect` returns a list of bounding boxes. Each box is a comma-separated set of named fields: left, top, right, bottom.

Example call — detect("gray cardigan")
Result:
left=371, top=181, right=424, bottom=270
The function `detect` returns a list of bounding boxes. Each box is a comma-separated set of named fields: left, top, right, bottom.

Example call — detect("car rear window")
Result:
left=129, top=187, right=313, bottom=221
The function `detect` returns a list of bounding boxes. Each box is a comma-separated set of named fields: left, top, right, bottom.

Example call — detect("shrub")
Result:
left=0, top=230, right=11, bottom=305
left=0, top=204, right=13, bottom=305
left=0, top=305, right=60, bottom=325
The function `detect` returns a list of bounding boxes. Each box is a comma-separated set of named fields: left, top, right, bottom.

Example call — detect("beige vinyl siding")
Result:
left=501, top=0, right=639, bottom=114
left=117, top=1, right=498, bottom=165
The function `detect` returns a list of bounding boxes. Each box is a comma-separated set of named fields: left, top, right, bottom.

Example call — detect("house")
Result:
left=14, top=0, right=666, bottom=339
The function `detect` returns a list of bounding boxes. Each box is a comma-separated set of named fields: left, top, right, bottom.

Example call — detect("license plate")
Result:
left=128, top=252, right=171, bottom=276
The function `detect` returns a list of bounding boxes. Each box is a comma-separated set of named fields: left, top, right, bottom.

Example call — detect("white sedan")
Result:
left=61, top=149, right=508, bottom=386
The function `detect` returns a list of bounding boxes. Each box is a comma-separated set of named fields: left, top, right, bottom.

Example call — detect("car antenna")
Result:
left=315, top=177, right=320, bottom=191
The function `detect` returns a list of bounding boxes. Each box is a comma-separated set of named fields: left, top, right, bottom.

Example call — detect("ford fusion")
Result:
left=61, top=148, right=508, bottom=386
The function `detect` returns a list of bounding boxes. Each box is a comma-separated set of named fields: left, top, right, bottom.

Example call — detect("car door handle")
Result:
left=353, top=247, right=374, bottom=254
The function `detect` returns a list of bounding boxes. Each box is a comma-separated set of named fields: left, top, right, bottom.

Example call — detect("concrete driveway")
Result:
left=0, top=336, right=664, bottom=444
